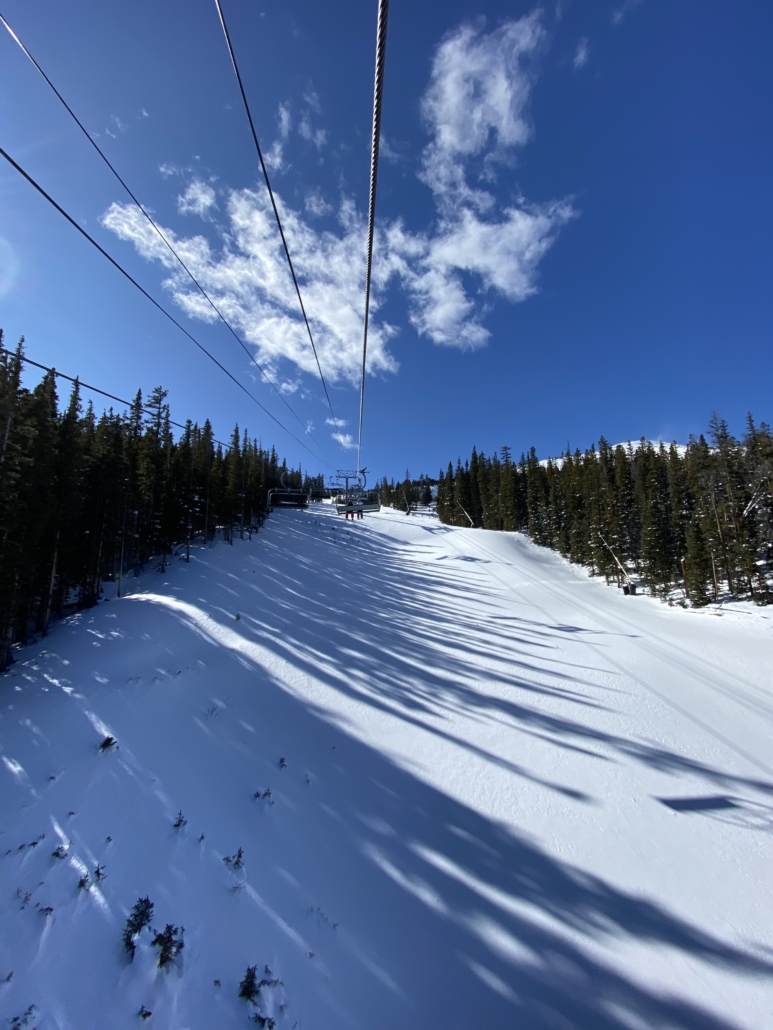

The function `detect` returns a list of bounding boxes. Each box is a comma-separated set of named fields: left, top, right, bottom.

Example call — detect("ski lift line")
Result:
left=0, top=345, right=233, bottom=450
left=0, top=12, right=335, bottom=466
left=212, top=0, right=344, bottom=450
left=356, top=0, right=390, bottom=472
left=0, top=147, right=335, bottom=470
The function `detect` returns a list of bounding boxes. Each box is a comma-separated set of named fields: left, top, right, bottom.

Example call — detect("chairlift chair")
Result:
left=331, top=468, right=380, bottom=517
left=267, top=472, right=311, bottom=509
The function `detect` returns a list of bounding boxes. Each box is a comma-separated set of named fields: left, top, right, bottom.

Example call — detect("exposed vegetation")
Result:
left=0, top=336, right=320, bottom=670
left=435, top=418, right=773, bottom=604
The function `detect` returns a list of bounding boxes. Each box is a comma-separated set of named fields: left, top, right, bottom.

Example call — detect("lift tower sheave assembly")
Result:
left=332, top=468, right=380, bottom=516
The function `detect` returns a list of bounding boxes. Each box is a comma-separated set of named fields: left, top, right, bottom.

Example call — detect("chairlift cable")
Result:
left=213, top=0, right=344, bottom=449
left=0, top=344, right=232, bottom=450
left=0, top=12, right=334, bottom=465
left=0, top=147, right=335, bottom=469
left=356, top=0, right=389, bottom=473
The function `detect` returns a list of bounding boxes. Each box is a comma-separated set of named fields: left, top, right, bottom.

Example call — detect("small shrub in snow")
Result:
left=122, top=896, right=154, bottom=957
left=253, top=788, right=271, bottom=800
left=239, top=965, right=260, bottom=1002
left=278, top=757, right=287, bottom=769
left=94, top=863, right=106, bottom=882
left=99, top=735, right=117, bottom=753
left=152, top=923, right=184, bottom=968
left=240, top=964, right=283, bottom=1026
left=138, top=1006, right=152, bottom=1020
left=52, top=844, right=67, bottom=859
left=223, top=847, right=244, bottom=870
left=173, top=810, right=187, bottom=830
left=8, top=1005, right=37, bottom=1029
left=39, top=905, right=54, bottom=917
left=77, top=874, right=90, bottom=891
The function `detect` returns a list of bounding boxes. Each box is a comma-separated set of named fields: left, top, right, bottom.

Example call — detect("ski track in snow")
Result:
left=1, top=504, right=772, bottom=1030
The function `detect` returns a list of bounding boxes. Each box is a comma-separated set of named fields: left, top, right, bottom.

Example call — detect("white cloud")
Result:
left=277, top=102, right=292, bottom=139
left=264, top=140, right=285, bottom=173
left=105, top=114, right=128, bottom=139
left=102, top=186, right=398, bottom=385
left=303, top=88, right=321, bottom=114
left=573, top=37, right=589, bottom=69
left=379, top=135, right=402, bottom=163
left=103, top=13, right=574, bottom=383
left=177, top=179, right=218, bottom=218
left=331, top=431, right=356, bottom=450
left=138, top=108, right=149, bottom=119
left=326, top=417, right=348, bottom=427
left=159, top=162, right=183, bottom=178
left=402, top=12, right=575, bottom=348
left=298, top=116, right=327, bottom=149
left=420, top=14, right=543, bottom=209
left=612, top=0, right=643, bottom=25
left=305, top=189, right=332, bottom=217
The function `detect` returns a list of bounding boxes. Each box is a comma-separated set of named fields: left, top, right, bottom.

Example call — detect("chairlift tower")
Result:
left=329, top=468, right=380, bottom=517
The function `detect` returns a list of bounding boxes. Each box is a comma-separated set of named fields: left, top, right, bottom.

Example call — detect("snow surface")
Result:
left=1, top=505, right=772, bottom=1030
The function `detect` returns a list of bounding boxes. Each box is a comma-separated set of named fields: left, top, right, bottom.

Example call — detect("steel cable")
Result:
left=0, top=147, right=335, bottom=468
left=213, top=0, right=343, bottom=449
left=356, top=0, right=390, bottom=472
left=0, top=345, right=233, bottom=449
left=0, top=11, right=334, bottom=465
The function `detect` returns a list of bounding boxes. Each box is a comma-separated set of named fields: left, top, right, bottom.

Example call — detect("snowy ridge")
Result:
left=1, top=506, right=772, bottom=1029
left=539, top=439, right=688, bottom=469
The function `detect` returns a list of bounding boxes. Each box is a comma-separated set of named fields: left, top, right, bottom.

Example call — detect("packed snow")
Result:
left=1, top=505, right=772, bottom=1030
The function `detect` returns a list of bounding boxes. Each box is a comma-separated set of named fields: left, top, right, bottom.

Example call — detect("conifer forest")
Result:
left=0, top=337, right=320, bottom=671
left=430, top=424, right=773, bottom=606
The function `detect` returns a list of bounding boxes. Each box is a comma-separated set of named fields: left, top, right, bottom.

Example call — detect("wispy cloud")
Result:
left=103, top=13, right=574, bottom=381
left=401, top=12, right=575, bottom=349
left=379, top=135, right=402, bottom=163
left=612, top=0, right=643, bottom=25
left=298, top=116, right=327, bottom=150
left=277, top=102, right=292, bottom=139
left=573, top=37, right=589, bottom=69
left=304, top=188, right=332, bottom=217
left=331, top=431, right=356, bottom=450
left=177, top=179, right=218, bottom=218
left=264, top=140, right=285, bottom=173
left=104, top=114, right=127, bottom=139
left=101, top=189, right=398, bottom=384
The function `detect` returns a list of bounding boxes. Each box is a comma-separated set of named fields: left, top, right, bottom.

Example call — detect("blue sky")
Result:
left=1, top=0, right=771, bottom=480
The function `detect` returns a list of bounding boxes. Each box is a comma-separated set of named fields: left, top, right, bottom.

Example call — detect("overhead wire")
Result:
left=212, top=0, right=344, bottom=449
left=0, top=146, right=335, bottom=468
left=356, top=0, right=390, bottom=472
left=0, top=344, right=232, bottom=450
left=0, top=10, right=334, bottom=465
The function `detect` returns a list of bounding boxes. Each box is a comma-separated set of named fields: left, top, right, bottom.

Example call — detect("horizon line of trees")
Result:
left=435, top=416, right=773, bottom=607
left=0, top=335, right=320, bottom=671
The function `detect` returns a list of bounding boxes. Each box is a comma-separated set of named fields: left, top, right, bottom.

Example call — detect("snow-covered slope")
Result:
left=1, top=506, right=772, bottom=1030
